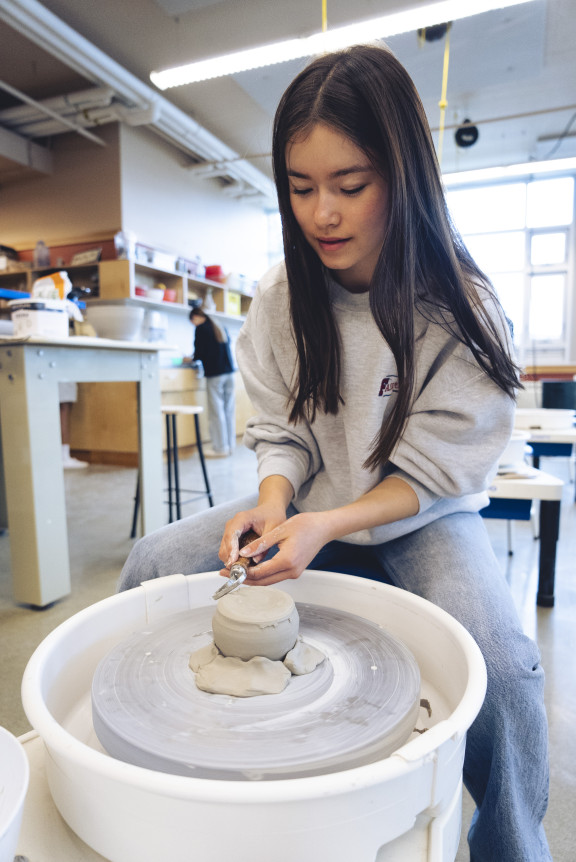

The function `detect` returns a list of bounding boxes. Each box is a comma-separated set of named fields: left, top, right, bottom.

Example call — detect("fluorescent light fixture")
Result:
left=151, top=0, right=536, bottom=89
left=443, top=157, right=576, bottom=185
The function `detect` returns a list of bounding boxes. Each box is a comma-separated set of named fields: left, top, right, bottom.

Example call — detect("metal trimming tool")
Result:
left=212, top=529, right=260, bottom=600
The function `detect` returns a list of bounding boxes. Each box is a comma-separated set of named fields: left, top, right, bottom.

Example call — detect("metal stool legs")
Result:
left=193, top=413, right=213, bottom=508
left=130, top=411, right=213, bottom=537
left=130, top=472, right=141, bottom=539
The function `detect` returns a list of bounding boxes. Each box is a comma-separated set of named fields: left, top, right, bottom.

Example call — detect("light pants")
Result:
left=205, top=373, right=236, bottom=454
left=119, top=498, right=551, bottom=862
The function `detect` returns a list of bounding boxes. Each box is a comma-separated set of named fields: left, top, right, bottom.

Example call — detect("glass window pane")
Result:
left=491, top=272, right=524, bottom=343
left=465, top=231, right=525, bottom=273
left=526, top=177, right=574, bottom=228
left=447, top=183, right=526, bottom=234
left=529, top=274, right=565, bottom=340
left=530, top=232, right=567, bottom=265
left=267, top=210, right=283, bottom=267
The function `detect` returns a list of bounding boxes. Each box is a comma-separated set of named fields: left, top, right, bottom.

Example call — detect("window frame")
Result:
left=446, top=171, right=576, bottom=365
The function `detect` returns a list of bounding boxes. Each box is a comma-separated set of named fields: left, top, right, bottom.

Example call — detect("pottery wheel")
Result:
left=92, top=603, right=421, bottom=781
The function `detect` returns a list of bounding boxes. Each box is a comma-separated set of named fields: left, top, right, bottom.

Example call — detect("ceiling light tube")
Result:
left=151, top=0, right=537, bottom=89
left=443, top=157, right=576, bottom=186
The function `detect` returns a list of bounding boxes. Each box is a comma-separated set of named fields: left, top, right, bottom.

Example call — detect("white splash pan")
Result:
left=22, top=571, right=486, bottom=862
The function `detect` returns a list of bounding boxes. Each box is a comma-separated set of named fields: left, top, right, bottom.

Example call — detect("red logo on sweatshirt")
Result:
left=378, top=375, right=399, bottom=397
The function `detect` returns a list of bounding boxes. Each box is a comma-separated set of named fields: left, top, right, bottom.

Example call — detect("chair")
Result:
left=541, top=380, right=576, bottom=410
left=538, top=380, right=576, bottom=482
left=130, top=405, right=213, bottom=538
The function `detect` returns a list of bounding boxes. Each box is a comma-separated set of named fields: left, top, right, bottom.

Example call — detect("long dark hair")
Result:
left=272, top=44, right=520, bottom=470
left=190, top=307, right=228, bottom=344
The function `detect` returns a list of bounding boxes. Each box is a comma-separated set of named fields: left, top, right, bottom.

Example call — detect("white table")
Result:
left=521, top=427, right=576, bottom=500
left=483, top=469, right=564, bottom=607
left=0, top=336, right=164, bottom=607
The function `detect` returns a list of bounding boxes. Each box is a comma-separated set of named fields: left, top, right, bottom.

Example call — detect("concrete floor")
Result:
left=0, top=444, right=574, bottom=861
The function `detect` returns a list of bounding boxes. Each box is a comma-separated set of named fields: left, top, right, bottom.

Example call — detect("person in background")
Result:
left=121, top=44, right=551, bottom=861
left=189, top=305, right=236, bottom=457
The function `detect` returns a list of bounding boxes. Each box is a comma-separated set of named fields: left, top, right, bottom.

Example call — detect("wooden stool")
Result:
left=131, top=405, right=213, bottom=537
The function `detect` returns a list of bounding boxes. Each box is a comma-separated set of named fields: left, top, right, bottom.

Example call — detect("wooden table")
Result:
left=481, top=469, right=564, bottom=607
left=0, top=336, right=164, bottom=607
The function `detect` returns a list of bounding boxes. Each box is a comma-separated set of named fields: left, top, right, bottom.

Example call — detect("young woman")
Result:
left=120, top=45, right=551, bottom=861
left=189, top=305, right=236, bottom=457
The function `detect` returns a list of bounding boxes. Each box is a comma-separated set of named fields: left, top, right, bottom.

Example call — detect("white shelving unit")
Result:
left=0, top=259, right=254, bottom=322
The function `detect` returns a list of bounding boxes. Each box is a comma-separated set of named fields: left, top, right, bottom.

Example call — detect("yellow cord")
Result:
left=322, top=0, right=327, bottom=32
left=437, top=24, right=452, bottom=166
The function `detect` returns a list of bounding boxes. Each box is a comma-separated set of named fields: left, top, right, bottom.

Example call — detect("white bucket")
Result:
left=21, top=572, right=486, bottom=862
left=499, top=430, right=530, bottom=467
left=0, top=726, right=29, bottom=862
left=9, top=298, right=69, bottom=338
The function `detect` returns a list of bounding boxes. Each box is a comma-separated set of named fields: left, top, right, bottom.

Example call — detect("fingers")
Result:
left=244, top=567, right=299, bottom=586
left=239, top=524, right=282, bottom=558
left=219, top=520, right=259, bottom=567
left=217, top=563, right=295, bottom=587
left=239, top=537, right=269, bottom=559
left=241, top=552, right=302, bottom=585
left=222, top=528, right=242, bottom=567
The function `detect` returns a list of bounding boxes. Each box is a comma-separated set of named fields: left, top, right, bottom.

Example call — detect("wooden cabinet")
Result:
left=160, top=368, right=209, bottom=447
left=69, top=382, right=139, bottom=464
left=70, top=368, right=255, bottom=465
left=159, top=368, right=255, bottom=451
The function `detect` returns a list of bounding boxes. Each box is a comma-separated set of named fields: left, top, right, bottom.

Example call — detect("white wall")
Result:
left=0, top=124, right=122, bottom=248
left=0, top=122, right=271, bottom=288
left=119, top=125, right=270, bottom=283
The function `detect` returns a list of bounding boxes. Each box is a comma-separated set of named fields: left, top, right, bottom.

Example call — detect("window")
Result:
left=447, top=175, right=575, bottom=364
left=267, top=210, right=284, bottom=269
left=530, top=232, right=566, bottom=266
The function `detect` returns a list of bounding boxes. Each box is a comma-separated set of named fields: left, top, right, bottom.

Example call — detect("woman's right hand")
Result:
left=219, top=502, right=288, bottom=570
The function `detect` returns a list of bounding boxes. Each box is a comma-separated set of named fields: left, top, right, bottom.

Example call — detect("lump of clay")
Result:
left=194, top=654, right=291, bottom=697
left=212, top=586, right=299, bottom=661
left=188, top=586, right=326, bottom=697
left=283, top=637, right=326, bottom=675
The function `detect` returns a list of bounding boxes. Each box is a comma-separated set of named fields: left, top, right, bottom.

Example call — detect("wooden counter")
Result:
left=70, top=366, right=255, bottom=465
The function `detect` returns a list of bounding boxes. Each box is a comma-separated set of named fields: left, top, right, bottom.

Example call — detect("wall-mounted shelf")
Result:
left=0, top=258, right=254, bottom=319
left=186, top=273, right=254, bottom=316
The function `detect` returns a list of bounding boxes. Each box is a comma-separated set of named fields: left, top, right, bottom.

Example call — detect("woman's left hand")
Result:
left=237, top=512, right=334, bottom=586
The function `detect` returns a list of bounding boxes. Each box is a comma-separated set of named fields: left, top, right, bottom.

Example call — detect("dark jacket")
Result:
left=193, top=320, right=235, bottom=377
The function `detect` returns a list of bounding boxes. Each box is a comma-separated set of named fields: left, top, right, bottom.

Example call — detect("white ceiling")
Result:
left=0, top=0, right=575, bottom=200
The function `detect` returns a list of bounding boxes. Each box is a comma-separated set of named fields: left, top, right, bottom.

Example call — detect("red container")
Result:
left=163, top=288, right=177, bottom=303
left=205, top=265, right=225, bottom=283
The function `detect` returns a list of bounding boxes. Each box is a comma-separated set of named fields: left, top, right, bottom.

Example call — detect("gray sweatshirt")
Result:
left=236, top=261, right=515, bottom=545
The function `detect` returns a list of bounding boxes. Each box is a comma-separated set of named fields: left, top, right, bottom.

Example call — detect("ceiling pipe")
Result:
left=0, top=122, right=52, bottom=172
left=2, top=105, right=124, bottom=138
left=0, top=77, right=107, bottom=145
left=185, top=162, right=231, bottom=179
left=0, top=86, right=114, bottom=124
left=0, top=0, right=276, bottom=203
left=0, top=98, right=162, bottom=139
